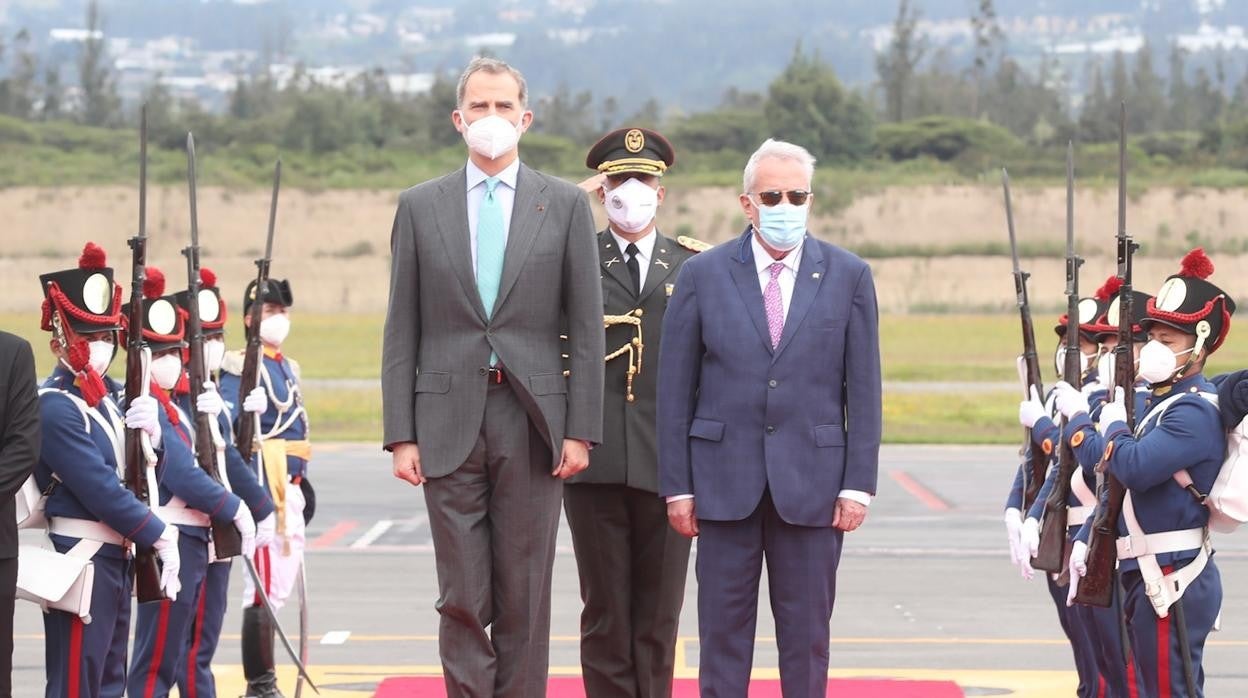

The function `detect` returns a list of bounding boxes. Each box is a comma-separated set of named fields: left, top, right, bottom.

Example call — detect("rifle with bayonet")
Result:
left=125, top=106, right=166, bottom=603
left=1002, top=168, right=1048, bottom=512
left=184, top=133, right=243, bottom=559
left=236, top=159, right=280, bottom=463
left=1032, top=142, right=1084, bottom=574
left=1074, top=103, right=1137, bottom=607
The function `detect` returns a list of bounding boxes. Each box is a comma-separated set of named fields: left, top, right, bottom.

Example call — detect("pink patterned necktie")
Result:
left=764, top=261, right=785, bottom=349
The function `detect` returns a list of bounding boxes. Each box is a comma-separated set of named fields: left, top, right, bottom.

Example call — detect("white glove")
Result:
left=1066, top=539, right=1089, bottom=607
left=254, top=512, right=276, bottom=549
left=1004, top=508, right=1033, bottom=579
left=1098, top=387, right=1127, bottom=436
left=233, top=504, right=257, bottom=558
left=195, top=381, right=224, bottom=418
left=152, top=525, right=182, bottom=601
left=1054, top=380, right=1090, bottom=419
left=242, top=386, right=268, bottom=415
left=1016, top=517, right=1039, bottom=579
left=1081, top=379, right=1105, bottom=397
left=1018, top=386, right=1047, bottom=429
left=126, top=395, right=162, bottom=445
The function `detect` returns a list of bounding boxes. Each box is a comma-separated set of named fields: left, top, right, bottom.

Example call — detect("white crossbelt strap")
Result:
left=1119, top=491, right=1210, bottom=619
left=1066, top=470, right=1098, bottom=526
left=1067, top=505, right=1095, bottom=528
left=157, top=497, right=211, bottom=528
left=49, top=517, right=124, bottom=547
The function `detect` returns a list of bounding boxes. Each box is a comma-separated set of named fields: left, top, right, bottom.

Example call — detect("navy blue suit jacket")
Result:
left=657, top=229, right=882, bottom=526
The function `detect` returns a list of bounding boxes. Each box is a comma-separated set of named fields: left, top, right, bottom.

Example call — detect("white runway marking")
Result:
left=350, top=520, right=394, bottom=549
left=320, top=630, right=352, bottom=645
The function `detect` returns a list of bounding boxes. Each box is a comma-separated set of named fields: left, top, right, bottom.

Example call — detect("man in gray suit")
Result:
left=381, top=57, right=605, bottom=697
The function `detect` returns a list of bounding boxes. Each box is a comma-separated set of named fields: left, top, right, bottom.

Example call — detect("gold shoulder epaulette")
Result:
left=677, top=235, right=713, bottom=253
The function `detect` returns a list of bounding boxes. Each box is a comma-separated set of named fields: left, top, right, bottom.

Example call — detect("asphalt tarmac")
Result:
left=14, top=444, right=1248, bottom=697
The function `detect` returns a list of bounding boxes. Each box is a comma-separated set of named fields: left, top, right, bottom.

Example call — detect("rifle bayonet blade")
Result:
left=265, top=159, right=281, bottom=261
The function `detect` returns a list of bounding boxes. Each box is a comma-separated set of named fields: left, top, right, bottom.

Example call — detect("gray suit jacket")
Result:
left=382, top=163, right=605, bottom=477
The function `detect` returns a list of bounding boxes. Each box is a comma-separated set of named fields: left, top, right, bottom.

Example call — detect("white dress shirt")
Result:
left=466, top=157, right=520, bottom=277
left=610, top=228, right=657, bottom=291
left=668, top=232, right=872, bottom=509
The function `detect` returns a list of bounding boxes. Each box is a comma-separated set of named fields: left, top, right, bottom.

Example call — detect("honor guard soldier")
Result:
left=125, top=267, right=254, bottom=698
left=1048, top=282, right=1154, bottom=698
left=174, top=268, right=277, bottom=698
left=1068, top=249, right=1235, bottom=698
left=34, top=243, right=181, bottom=698
left=220, top=277, right=309, bottom=698
left=1007, top=281, right=1110, bottom=698
left=563, top=127, right=701, bottom=697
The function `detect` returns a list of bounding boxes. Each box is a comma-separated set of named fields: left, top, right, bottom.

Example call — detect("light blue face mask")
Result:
left=755, top=202, right=808, bottom=251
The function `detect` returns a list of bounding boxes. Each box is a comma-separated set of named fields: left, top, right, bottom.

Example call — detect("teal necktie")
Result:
left=476, top=176, right=505, bottom=365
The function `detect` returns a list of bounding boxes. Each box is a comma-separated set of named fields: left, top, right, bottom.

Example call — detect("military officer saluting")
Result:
left=173, top=268, right=277, bottom=698
left=1069, top=248, right=1235, bottom=698
left=34, top=243, right=181, bottom=697
left=125, top=267, right=254, bottom=698
left=563, top=127, right=701, bottom=698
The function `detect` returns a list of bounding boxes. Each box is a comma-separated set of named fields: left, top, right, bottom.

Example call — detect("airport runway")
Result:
left=14, top=444, right=1248, bottom=697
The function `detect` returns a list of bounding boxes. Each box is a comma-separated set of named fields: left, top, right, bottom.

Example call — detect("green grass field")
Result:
left=5, top=312, right=1247, bottom=444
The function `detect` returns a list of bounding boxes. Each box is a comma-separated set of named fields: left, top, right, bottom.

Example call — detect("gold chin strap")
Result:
left=604, top=309, right=645, bottom=403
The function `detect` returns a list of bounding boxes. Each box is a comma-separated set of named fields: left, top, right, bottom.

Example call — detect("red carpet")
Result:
left=373, top=676, right=964, bottom=697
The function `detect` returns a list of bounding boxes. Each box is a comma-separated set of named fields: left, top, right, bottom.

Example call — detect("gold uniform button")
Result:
left=1071, top=431, right=1085, bottom=448
left=1042, top=438, right=1053, bottom=455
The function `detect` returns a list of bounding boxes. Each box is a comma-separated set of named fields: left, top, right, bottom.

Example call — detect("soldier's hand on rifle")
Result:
left=1054, top=380, right=1090, bottom=419
left=242, top=386, right=268, bottom=415
left=1066, top=540, right=1089, bottom=606
left=255, top=512, right=276, bottom=549
left=1021, top=517, right=1040, bottom=559
left=392, top=442, right=426, bottom=486
left=125, top=395, right=162, bottom=445
left=1098, top=387, right=1127, bottom=436
left=1018, top=386, right=1046, bottom=428
left=152, top=525, right=182, bottom=601
left=195, top=381, right=224, bottom=418
left=234, top=504, right=257, bottom=558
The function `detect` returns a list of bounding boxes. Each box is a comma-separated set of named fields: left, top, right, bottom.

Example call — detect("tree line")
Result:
left=6, top=1, right=1248, bottom=177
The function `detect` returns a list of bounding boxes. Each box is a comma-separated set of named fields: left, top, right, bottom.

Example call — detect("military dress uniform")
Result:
left=1006, top=288, right=1110, bottom=698
left=1071, top=250, right=1235, bottom=698
left=174, top=269, right=276, bottom=698
left=563, top=128, right=698, bottom=697
left=126, top=268, right=245, bottom=698
left=34, top=244, right=171, bottom=698
left=219, top=277, right=309, bottom=698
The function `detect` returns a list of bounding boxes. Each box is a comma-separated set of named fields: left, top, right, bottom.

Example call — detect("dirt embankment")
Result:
left=3, top=184, right=1246, bottom=315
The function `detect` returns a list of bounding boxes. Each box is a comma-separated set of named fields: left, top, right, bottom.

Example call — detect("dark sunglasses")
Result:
left=750, top=189, right=811, bottom=206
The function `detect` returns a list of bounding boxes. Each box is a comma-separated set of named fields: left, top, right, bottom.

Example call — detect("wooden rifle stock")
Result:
left=1031, top=144, right=1081, bottom=574
left=184, top=132, right=242, bottom=560
left=125, top=106, right=164, bottom=603
left=236, top=160, right=280, bottom=462
left=1074, top=102, right=1136, bottom=607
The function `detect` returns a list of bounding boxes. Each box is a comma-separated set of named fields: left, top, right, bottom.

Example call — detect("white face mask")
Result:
left=459, top=113, right=523, bottom=160
left=603, top=178, right=659, bottom=233
left=1054, top=344, right=1098, bottom=378
left=1096, top=349, right=1141, bottom=383
left=1138, top=340, right=1195, bottom=385
left=151, top=353, right=183, bottom=390
left=260, top=314, right=290, bottom=347
left=205, top=338, right=226, bottom=373
left=88, top=340, right=115, bottom=376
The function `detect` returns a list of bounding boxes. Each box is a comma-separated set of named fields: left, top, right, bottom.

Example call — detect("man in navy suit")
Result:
left=658, top=138, right=881, bottom=697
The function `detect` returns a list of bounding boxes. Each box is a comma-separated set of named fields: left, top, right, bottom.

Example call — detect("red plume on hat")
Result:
left=79, top=242, right=107, bottom=269
left=143, top=267, right=165, bottom=299
left=1180, top=248, right=1214, bottom=279
left=1094, top=275, right=1123, bottom=302
left=200, top=267, right=217, bottom=288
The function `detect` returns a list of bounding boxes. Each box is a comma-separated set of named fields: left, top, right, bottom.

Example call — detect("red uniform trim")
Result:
left=1128, top=655, right=1139, bottom=697
left=1157, top=564, right=1174, bottom=698
left=186, top=584, right=208, bottom=698
left=68, top=616, right=84, bottom=697
left=143, top=600, right=174, bottom=698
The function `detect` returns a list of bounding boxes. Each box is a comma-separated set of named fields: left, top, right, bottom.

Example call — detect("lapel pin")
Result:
left=605, top=257, right=621, bottom=267
left=656, top=259, right=670, bottom=270
left=536, top=203, right=545, bottom=212
left=812, top=272, right=821, bottom=279
left=660, top=248, right=667, bottom=254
